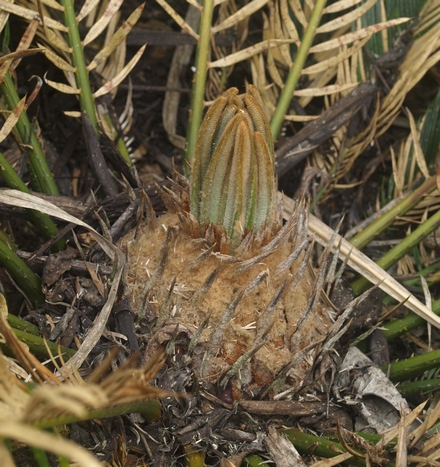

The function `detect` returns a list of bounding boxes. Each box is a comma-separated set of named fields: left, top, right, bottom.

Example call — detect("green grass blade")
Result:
left=0, top=240, right=44, bottom=306
left=419, top=89, right=440, bottom=167
left=383, top=299, right=440, bottom=340
left=384, top=348, right=440, bottom=382
left=282, top=429, right=368, bottom=467
left=60, top=0, right=99, bottom=135
left=351, top=207, right=440, bottom=295
left=350, top=175, right=437, bottom=250
left=185, top=0, right=215, bottom=173
left=397, top=378, right=440, bottom=398
left=0, top=73, right=59, bottom=196
left=0, top=151, right=61, bottom=243
left=270, top=0, right=327, bottom=140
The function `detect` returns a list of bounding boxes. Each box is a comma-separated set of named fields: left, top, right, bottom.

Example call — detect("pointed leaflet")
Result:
left=87, top=3, right=145, bottom=71
left=223, top=118, right=252, bottom=237
left=200, top=114, right=241, bottom=225
left=191, top=95, right=229, bottom=219
left=243, top=88, right=273, bottom=161
left=93, top=44, right=146, bottom=98
left=253, top=132, right=275, bottom=230
left=0, top=96, right=26, bottom=143
left=82, top=0, right=124, bottom=46
left=76, top=0, right=100, bottom=22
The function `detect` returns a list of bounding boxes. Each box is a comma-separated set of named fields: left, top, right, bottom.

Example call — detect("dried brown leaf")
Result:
left=87, top=3, right=144, bottom=71
left=323, top=0, right=364, bottom=14
left=317, top=0, right=377, bottom=34
left=93, top=44, right=146, bottom=98
left=408, top=109, right=430, bottom=179
left=293, top=83, right=358, bottom=97
left=43, top=24, right=71, bottom=53
left=76, top=0, right=99, bottom=22
left=212, top=0, right=269, bottom=33
left=0, top=96, right=26, bottom=144
left=44, top=78, right=80, bottom=94
left=310, top=18, right=410, bottom=53
left=209, top=39, right=295, bottom=68
left=82, top=0, right=124, bottom=46
left=41, top=45, right=76, bottom=72
left=41, top=0, right=64, bottom=11
left=155, top=0, right=199, bottom=39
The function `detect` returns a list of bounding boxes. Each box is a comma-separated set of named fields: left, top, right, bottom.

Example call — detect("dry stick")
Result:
left=282, top=194, right=440, bottom=329
left=274, top=83, right=377, bottom=177
left=82, top=114, right=119, bottom=198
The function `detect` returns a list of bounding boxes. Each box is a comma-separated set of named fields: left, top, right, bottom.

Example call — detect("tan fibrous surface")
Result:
left=120, top=204, right=333, bottom=399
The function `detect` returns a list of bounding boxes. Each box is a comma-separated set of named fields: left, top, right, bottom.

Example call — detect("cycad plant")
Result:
left=1, top=0, right=440, bottom=465
left=122, top=86, right=334, bottom=398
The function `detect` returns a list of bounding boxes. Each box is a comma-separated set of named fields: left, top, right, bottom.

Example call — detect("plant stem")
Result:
left=0, top=74, right=59, bottom=196
left=270, top=0, right=327, bottom=140
left=0, top=240, right=44, bottom=306
left=9, top=328, right=76, bottom=359
left=33, top=399, right=162, bottom=429
left=60, top=0, right=99, bottom=135
left=383, top=349, right=440, bottom=382
left=7, top=314, right=40, bottom=335
left=0, top=151, right=61, bottom=242
left=182, top=444, right=206, bottom=467
left=350, top=176, right=437, bottom=250
left=282, top=429, right=367, bottom=467
left=185, top=0, right=214, bottom=174
left=397, top=378, right=440, bottom=398
left=245, top=455, right=270, bottom=466
left=383, top=299, right=440, bottom=340
left=351, top=207, right=440, bottom=295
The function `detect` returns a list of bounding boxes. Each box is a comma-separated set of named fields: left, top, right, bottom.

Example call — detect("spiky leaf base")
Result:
left=121, top=187, right=333, bottom=399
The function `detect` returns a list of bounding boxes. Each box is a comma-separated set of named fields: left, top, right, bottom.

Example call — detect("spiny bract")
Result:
left=121, top=86, right=334, bottom=399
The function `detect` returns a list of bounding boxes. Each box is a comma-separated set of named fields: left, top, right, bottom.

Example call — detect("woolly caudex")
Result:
left=121, top=87, right=334, bottom=399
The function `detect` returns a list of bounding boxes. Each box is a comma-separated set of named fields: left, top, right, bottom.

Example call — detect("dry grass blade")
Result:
left=378, top=6, right=440, bottom=135
left=309, top=453, right=354, bottom=466
left=0, top=0, right=12, bottom=31
left=408, top=398, right=440, bottom=448
left=40, top=0, right=64, bottom=10
left=42, top=23, right=71, bottom=53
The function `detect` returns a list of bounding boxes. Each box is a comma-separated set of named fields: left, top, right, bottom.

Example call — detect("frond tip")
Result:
left=190, top=86, right=276, bottom=249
